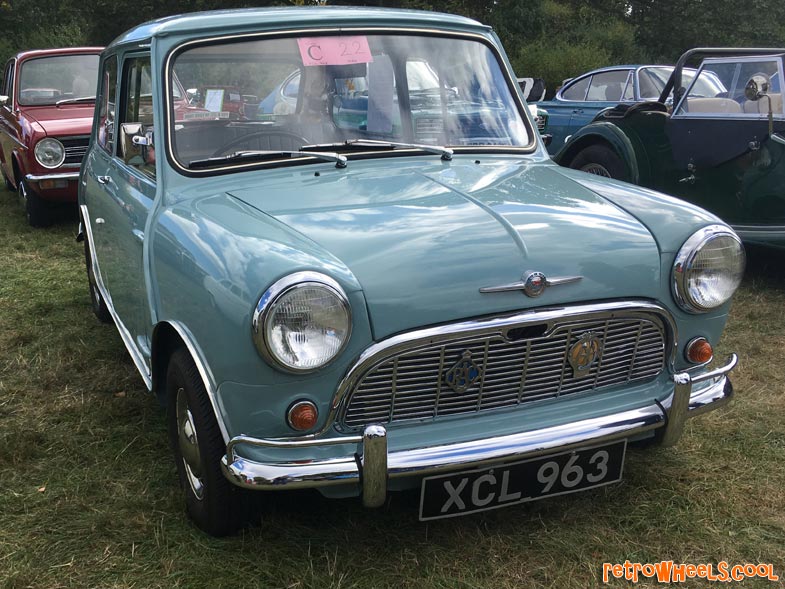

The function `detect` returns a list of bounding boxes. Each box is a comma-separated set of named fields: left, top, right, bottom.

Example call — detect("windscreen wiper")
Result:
left=303, top=139, right=453, bottom=161
left=189, top=150, right=348, bottom=169
left=55, top=96, right=96, bottom=106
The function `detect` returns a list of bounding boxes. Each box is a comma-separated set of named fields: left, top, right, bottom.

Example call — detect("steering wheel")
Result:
left=211, top=130, right=309, bottom=157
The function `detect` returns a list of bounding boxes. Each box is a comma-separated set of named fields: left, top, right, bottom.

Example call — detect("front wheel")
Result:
left=166, top=347, right=250, bottom=536
left=569, top=144, right=629, bottom=182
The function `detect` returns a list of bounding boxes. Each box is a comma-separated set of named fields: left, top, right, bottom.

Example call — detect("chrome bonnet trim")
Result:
left=221, top=355, right=735, bottom=497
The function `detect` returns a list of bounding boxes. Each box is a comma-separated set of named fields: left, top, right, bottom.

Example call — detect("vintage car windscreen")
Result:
left=18, top=55, right=99, bottom=105
left=169, top=33, right=530, bottom=170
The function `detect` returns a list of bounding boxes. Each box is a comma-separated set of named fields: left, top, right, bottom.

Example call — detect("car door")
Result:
left=84, top=52, right=156, bottom=359
left=82, top=54, right=118, bottom=291
left=101, top=54, right=157, bottom=356
left=666, top=56, right=784, bottom=225
left=0, top=59, right=18, bottom=186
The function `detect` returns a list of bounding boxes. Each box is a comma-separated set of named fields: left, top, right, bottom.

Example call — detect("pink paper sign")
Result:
left=298, top=36, right=373, bottom=66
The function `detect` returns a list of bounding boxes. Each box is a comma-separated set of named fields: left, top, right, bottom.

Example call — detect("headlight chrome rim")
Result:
left=672, top=224, right=745, bottom=314
left=34, top=138, right=66, bottom=169
left=252, top=271, right=352, bottom=373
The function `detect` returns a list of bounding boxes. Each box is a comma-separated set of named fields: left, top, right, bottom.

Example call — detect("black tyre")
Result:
left=19, top=180, right=51, bottom=227
left=166, top=347, right=249, bottom=536
left=569, top=144, right=630, bottom=182
left=82, top=222, right=112, bottom=324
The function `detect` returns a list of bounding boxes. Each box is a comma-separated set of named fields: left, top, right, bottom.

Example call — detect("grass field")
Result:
left=0, top=185, right=784, bottom=588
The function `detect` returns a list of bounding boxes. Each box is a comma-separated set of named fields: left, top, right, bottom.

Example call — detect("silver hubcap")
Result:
left=176, top=387, right=205, bottom=500
left=581, top=163, right=612, bottom=178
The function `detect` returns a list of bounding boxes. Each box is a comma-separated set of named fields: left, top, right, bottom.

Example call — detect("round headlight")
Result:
left=252, top=272, right=351, bottom=372
left=34, top=138, right=66, bottom=169
left=672, top=225, right=745, bottom=313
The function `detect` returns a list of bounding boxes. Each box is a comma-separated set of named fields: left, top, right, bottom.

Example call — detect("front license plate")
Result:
left=419, top=440, right=626, bottom=521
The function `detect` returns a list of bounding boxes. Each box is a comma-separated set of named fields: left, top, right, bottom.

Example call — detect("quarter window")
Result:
left=561, top=76, right=589, bottom=101
left=97, top=56, right=117, bottom=153
left=586, top=70, right=629, bottom=102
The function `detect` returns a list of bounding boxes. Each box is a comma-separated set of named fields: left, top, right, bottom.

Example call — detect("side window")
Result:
left=97, top=56, right=117, bottom=153
left=586, top=70, right=629, bottom=102
left=560, top=76, right=589, bottom=101
left=119, top=56, right=155, bottom=178
left=1, top=60, right=14, bottom=105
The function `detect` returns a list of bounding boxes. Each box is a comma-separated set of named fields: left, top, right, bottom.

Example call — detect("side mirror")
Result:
left=120, top=123, right=155, bottom=166
left=745, top=74, right=770, bottom=101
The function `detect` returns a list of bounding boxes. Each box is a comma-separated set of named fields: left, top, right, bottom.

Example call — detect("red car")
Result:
left=0, top=47, right=102, bottom=226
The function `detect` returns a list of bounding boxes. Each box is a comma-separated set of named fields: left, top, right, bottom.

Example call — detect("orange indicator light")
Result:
left=686, top=338, right=713, bottom=364
left=287, top=400, right=318, bottom=431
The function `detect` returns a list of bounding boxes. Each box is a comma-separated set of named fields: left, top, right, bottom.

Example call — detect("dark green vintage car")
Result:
left=554, top=48, right=785, bottom=249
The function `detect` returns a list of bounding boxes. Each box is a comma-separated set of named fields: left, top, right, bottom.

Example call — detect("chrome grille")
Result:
left=342, top=313, right=666, bottom=428
left=61, top=136, right=90, bottom=165
left=535, top=113, right=547, bottom=132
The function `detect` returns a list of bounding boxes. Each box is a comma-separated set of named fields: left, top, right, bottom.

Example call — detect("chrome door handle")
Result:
left=96, top=175, right=111, bottom=184
left=95, top=217, right=105, bottom=225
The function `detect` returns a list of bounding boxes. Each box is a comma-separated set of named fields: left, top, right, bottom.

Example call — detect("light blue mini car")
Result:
left=79, top=7, right=744, bottom=536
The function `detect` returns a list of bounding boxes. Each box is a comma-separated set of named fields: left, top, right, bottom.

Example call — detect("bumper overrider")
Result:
left=221, top=354, right=737, bottom=507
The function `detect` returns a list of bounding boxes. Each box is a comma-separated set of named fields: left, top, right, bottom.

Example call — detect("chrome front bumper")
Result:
left=221, top=354, right=737, bottom=507
left=25, top=172, right=80, bottom=182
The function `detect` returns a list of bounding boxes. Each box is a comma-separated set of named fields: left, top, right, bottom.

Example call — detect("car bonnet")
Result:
left=226, top=158, right=662, bottom=340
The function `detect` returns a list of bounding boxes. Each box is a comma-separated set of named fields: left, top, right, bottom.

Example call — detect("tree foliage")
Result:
left=2, top=0, right=785, bottom=98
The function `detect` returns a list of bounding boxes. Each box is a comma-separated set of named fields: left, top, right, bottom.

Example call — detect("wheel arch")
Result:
left=151, top=320, right=230, bottom=444
left=554, top=123, right=640, bottom=184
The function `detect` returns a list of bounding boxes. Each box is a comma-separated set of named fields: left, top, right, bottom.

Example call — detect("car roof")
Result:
left=108, top=6, right=487, bottom=48
left=13, top=47, right=104, bottom=62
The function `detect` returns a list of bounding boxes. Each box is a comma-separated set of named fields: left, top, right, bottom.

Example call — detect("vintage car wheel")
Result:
left=82, top=226, right=112, bottom=324
left=211, top=131, right=309, bottom=157
left=167, top=347, right=249, bottom=536
left=569, top=144, right=629, bottom=182
left=18, top=180, right=51, bottom=227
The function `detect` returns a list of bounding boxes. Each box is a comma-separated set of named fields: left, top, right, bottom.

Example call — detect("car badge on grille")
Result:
left=444, top=350, right=483, bottom=393
left=568, top=332, right=603, bottom=378
left=479, top=270, right=582, bottom=298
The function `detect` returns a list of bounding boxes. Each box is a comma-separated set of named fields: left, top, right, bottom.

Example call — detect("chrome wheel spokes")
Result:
left=176, top=387, right=205, bottom=500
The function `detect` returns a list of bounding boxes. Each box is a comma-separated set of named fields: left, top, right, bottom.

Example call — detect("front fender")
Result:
left=553, top=122, right=640, bottom=184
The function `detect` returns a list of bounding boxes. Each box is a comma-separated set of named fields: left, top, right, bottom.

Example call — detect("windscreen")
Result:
left=18, top=55, right=99, bottom=105
left=169, top=33, right=531, bottom=170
